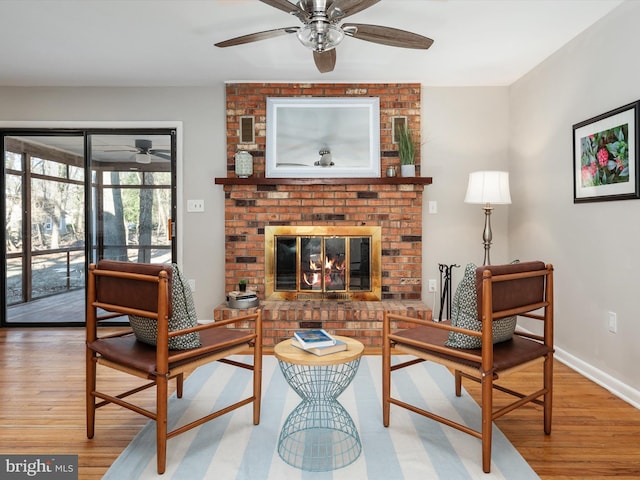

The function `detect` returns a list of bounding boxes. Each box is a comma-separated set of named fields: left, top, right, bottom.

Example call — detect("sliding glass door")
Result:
left=1, top=129, right=177, bottom=325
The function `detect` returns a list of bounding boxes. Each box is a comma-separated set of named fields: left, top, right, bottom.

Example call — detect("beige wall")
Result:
left=421, top=87, right=511, bottom=313
left=509, top=1, right=640, bottom=406
left=0, top=86, right=228, bottom=320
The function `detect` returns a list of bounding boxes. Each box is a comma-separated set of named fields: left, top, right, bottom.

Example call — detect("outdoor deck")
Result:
left=7, top=289, right=85, bottom=324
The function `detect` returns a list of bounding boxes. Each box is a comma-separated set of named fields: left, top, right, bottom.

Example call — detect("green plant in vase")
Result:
left=238, top=279, right=247, bottom=292
left=397, top=123, right=416, bottom=177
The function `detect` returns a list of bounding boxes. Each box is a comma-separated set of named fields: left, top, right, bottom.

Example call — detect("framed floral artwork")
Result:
left=573, top=101, right=640, bottom=203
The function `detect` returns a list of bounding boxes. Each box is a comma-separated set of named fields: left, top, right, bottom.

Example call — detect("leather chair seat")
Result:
left=88, top=327, right=252, bottom=375
left=392, top=320, right=553, bottom=372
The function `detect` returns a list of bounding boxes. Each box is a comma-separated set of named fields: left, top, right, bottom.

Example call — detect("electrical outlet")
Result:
left=428, top=200, right=438, bottom=214
left=428, top=279, right=437, bottom=292
left=608, top=311, right=617, bottom=333
left=187, top=199, right=205, bottom=212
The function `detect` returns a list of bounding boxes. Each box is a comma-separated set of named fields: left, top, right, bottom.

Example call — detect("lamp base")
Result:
left=482, top=205, right=493, bottom=266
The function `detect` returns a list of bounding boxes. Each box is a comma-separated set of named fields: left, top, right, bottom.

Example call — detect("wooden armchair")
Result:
left=86, top=260, right=262, bottom=474
left=383, top=261, right=553, bottom=473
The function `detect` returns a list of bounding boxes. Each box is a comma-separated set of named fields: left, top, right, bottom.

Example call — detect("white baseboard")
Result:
left=554, top=345, right=640, bottom=410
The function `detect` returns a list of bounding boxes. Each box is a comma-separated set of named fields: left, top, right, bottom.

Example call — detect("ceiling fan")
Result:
left=215, top=0, right=434, bottom=73
left=102, top=139, right=171, bottom=164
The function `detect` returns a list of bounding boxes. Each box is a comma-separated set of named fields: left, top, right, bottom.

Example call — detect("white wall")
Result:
left=509, top=1, right=640, bottom=405
left=421, top=87, right=511, bottom=317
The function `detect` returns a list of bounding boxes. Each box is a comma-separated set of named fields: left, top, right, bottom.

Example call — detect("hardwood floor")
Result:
left=1, top=328, right=639, bottom=479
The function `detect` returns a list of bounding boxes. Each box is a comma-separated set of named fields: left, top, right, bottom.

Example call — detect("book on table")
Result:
left=291, top=338, right=347, bottom=356
left=293, top=329, right=336, bottom=349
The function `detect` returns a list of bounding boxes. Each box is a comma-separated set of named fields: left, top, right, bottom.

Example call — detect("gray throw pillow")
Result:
left=445, top=263, right=517, bottom=349
left=129, top=263, right=200, bottom=350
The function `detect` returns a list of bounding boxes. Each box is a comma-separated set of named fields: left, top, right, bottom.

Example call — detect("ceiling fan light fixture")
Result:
left=296, top=22, right=344, bottom=52
left=135, top=152, right=151, bottom=164
left=216, top=1, right=433, bottom=73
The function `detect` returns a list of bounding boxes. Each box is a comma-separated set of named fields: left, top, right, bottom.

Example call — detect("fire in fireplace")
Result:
left=265, top=226, right=381, bottom=301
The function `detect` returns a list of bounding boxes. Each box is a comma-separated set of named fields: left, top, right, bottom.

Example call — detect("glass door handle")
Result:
left=168, top=219, right=175, bottom=240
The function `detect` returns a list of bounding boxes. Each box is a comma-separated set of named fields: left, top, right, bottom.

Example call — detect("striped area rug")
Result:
left=103, top=355, right=539, bottom=479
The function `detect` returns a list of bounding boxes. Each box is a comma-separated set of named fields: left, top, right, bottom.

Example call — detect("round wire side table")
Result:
left=274, top=336, right=365, bottom=472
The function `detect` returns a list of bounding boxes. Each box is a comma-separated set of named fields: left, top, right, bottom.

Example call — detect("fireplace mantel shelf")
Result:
left=214, top=177, right=433, bottom=186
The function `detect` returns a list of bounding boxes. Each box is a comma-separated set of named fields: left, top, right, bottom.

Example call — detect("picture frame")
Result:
left=265, top=97, right=380, bottom=178
left=239, top=116, right=255, bottom=144
left=573, top=101, right=640, bottom=203
left=391, top=116, right=407, bottom=144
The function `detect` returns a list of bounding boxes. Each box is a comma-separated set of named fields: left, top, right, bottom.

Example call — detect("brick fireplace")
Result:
left=213, top=83, right=433, bottom=346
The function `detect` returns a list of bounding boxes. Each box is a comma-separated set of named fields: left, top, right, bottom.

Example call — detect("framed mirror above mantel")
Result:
left=266, top=97, right=381, bottom=178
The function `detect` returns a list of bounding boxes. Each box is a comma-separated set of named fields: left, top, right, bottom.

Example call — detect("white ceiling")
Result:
left=0, top=0, right=624, bottom=87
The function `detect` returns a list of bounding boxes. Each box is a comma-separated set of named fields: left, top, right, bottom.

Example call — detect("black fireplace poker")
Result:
left=438, top=263, right=459, bottom=322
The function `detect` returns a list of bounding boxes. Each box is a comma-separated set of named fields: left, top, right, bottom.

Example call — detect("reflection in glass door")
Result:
left=3, top=134, right=86, bottom=324
left=89, top=132, right=175, bottom=265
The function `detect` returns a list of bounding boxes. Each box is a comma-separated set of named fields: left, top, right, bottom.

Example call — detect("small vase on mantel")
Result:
left=234, top=151, right=253, bottom=178
left=401, top=164, right=416, bottom=177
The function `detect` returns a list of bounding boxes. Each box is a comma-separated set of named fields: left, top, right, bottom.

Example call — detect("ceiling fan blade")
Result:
left=313, top=50, right=336, bottom=73
left=149, top=148, right=170, bottom=155
left=102, top=148, right=137, bottom=153
left=327, top=0, right=380, bottom=22
left=150, top=152, right=171, bottom=161
left=259, top=0, right=310, bottom=22
left=342, top=23, right=434, bottom=49
left=215, top=27, right=298, bottom=48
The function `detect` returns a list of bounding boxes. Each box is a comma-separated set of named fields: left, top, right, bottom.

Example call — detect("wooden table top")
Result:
left=274, top=335, right=364, bottom=367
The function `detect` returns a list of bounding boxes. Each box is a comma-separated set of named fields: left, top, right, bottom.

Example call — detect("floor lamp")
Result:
left=464, top=171, right=511, bottom=266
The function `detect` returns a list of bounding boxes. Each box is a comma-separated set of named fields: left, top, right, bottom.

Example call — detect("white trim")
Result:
left=554, top=345, right=640, bottom=409
left=0, top=121, right=184, bottom=264
left=517, top=326, right=639, bottom=409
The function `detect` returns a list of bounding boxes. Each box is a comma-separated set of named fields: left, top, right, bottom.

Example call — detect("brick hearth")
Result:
left=213, top=300, right=432, bottom=347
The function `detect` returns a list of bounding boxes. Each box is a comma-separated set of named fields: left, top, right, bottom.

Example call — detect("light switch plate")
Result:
left=187, top=199, right=204, bottom=212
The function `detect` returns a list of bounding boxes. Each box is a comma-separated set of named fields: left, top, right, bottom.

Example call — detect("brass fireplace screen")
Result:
left=265, top=226, right=382, bottom=301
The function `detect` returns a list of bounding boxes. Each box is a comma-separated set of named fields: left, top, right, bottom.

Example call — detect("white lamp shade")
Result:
left=464, top=171, right=511, bottom=205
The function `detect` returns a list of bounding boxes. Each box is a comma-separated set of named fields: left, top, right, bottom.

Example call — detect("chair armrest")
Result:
left=384, top=312, right=482, bottom=338
left=166, top=312, right=261, bottom=339
left=384, top=312, right=484, bottom=364
left=95, top=328, right=134, bottom=340
left=166, top=311, right=262, bottom=363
